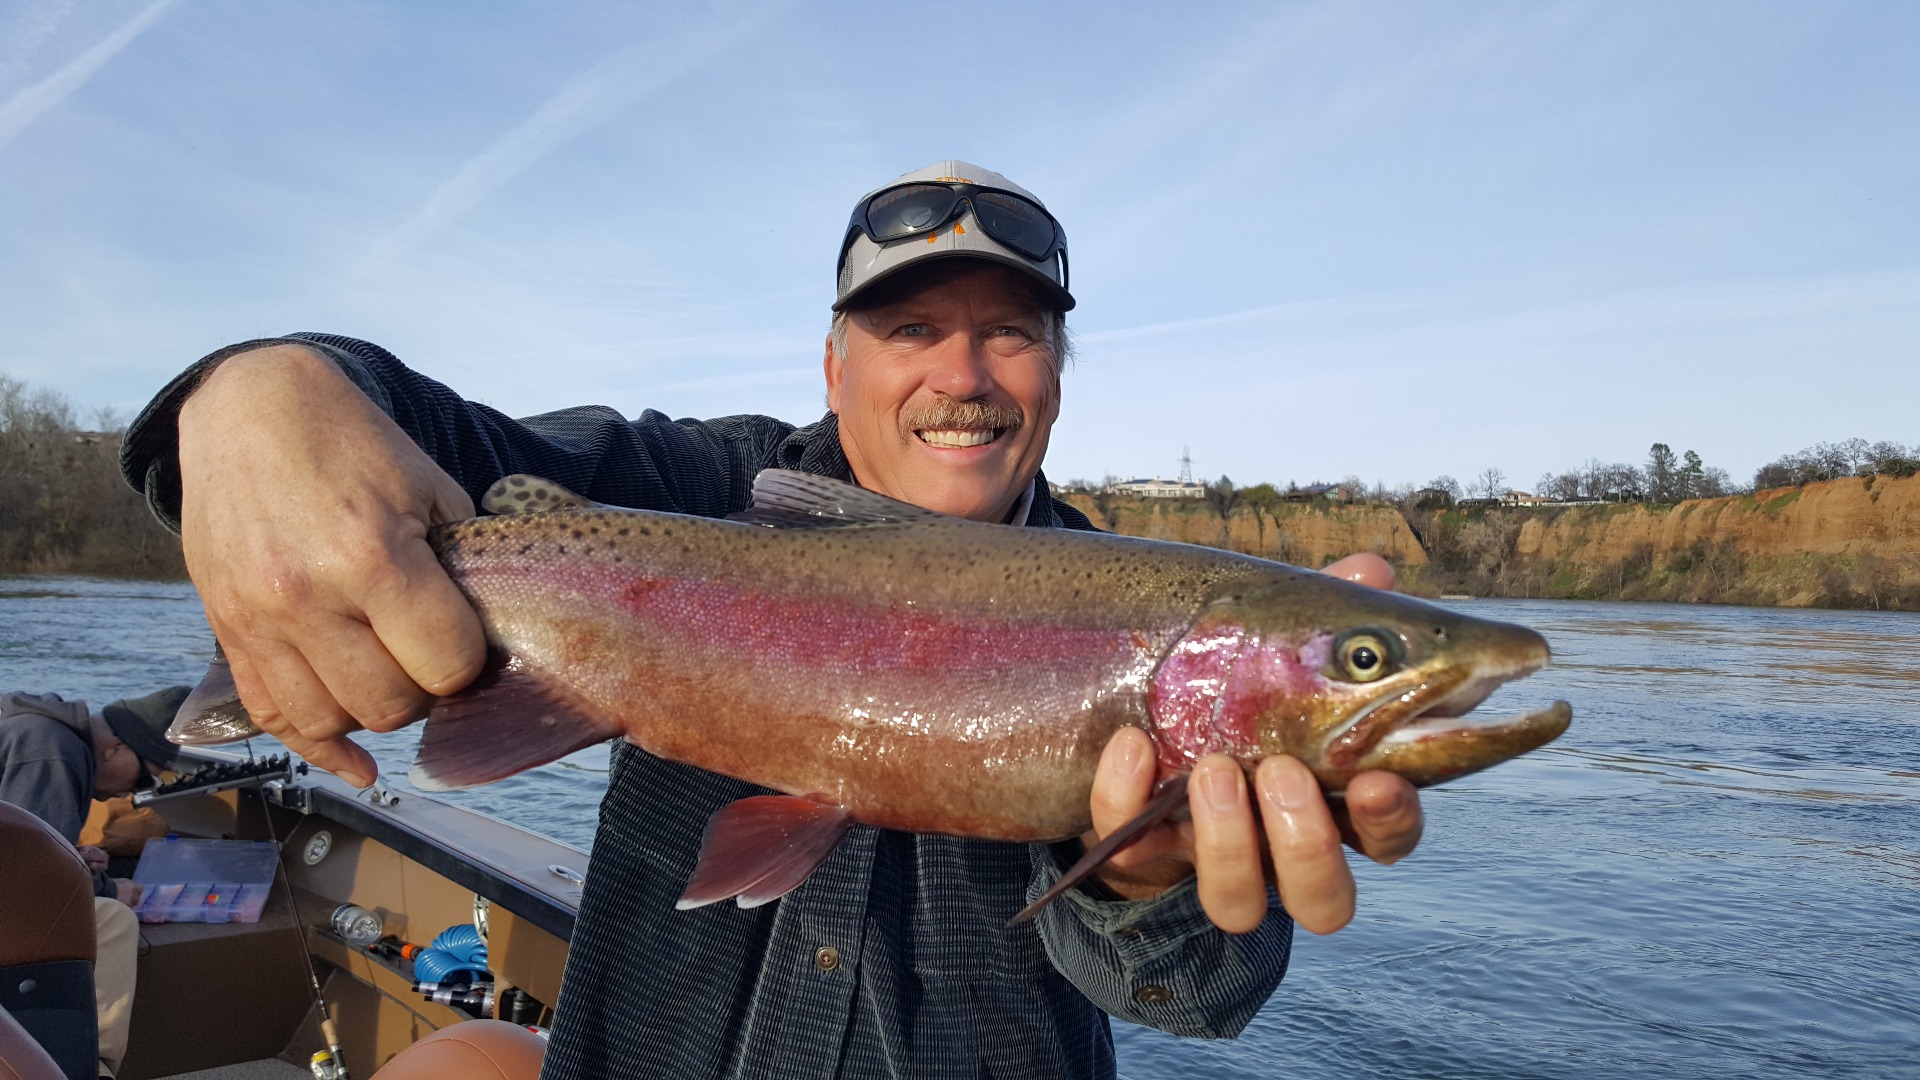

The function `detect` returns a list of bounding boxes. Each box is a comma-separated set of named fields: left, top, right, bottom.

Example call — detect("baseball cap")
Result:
left=101, top=686, right=193, bottom=786
left=835, top=160, right=1075, bottom=313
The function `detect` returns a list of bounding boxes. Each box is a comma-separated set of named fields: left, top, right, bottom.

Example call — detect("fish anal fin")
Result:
left=409, top=654, right=621, bottom=790
left=1006, top=773, right=1192, bottom=928
left=168, top=642, right=261, bottom=746
left=482, top=474, right=605, bottom=516
left=676, top=796, right=854, bottom=911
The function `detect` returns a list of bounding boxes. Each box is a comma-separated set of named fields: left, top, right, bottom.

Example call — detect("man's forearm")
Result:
left=1026, top=843, right=1291, bottom=1038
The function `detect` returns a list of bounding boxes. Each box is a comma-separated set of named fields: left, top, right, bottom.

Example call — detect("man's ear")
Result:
left=823, top=333, right=843, bottom=414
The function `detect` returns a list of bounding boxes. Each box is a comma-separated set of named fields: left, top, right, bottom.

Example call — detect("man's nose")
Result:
left=924, top=332, right=996, bottom=398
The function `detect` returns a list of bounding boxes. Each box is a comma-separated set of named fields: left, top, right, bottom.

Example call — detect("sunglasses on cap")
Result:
left=845, top=182, right=1069, bottom=268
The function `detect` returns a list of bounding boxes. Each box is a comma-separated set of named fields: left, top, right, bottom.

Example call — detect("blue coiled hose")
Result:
left=412, top=923, right=489, bottom=984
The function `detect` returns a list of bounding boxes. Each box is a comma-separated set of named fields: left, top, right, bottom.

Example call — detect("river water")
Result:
left=4, top=577, right=1916, bottom=1078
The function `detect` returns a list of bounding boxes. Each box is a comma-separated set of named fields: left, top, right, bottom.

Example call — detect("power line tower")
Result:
left=1178, top=446, right=1194, bottom=486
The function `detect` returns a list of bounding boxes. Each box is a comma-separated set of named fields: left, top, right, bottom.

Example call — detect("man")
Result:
left=0, top=686, right=189, bottom=1077
left=123, top=161, right=1424, bottom=1079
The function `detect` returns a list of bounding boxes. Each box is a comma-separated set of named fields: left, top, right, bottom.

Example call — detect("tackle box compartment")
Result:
left=130, top=836, right=279, bottom=924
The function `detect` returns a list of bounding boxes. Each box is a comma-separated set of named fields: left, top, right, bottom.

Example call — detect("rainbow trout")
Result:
left=173, top=470, right=1571, bottom=921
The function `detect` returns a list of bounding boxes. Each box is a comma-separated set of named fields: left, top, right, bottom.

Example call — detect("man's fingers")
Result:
left=1088, top=727, right=1155, bottom=838
left=1254, top=755, right=1356, bottom=935
left=1340, top=771, right=1424, bottom=865
left=1189, top=756, right=1268, bottom=934
left=220, top=639, right=380, bottom=787
left=359, top=546, right=487, bottom=700
left=1321, top=552, right=1396, bottom=591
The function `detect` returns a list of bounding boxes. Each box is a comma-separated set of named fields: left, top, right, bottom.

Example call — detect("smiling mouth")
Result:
left=917, top=428, right=1005, bottom=448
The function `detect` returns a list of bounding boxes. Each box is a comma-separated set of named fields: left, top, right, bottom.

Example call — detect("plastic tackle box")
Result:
left=130, top=836, right=279, bottom=924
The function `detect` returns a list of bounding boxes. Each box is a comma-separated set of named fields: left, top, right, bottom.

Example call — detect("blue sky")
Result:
left=1, top=0, right=1914, bottom=492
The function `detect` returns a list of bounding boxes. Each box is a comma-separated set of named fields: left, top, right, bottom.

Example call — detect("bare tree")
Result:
left=1474, top=467, right=1506, bottom=501
left=1204, top=475, right=1243, bottom=547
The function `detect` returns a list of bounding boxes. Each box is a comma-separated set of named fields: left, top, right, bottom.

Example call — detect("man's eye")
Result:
left=897, top=324, right=930, bottom=338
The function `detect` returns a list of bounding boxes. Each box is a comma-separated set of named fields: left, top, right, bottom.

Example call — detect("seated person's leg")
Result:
left=90, top=899, right=137, bottom=1079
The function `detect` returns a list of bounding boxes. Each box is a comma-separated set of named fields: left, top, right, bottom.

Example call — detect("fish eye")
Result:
left=1332, top=630, right=1397, bottom=683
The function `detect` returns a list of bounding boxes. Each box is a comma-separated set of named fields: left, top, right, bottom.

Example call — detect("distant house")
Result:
left=1105, top=477, right=1206, bottom=499
left=1502, top=490, right=1549, bottom=507
left=1284, top=483, right=1355, bottom=504
left=1412, top=486, right=1455, bottom=509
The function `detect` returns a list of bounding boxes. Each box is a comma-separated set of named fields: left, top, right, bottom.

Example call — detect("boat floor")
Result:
left=161, top=1062, right=307, bottom=1080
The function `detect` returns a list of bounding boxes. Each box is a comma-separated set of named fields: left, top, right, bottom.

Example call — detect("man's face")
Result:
left=825, top=263, right=1061, bottom=523
left=92, top=730, right=146, bottom=797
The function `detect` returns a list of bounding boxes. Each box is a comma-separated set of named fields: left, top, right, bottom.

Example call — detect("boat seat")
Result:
left=0, top=801, right=98, bottom=1080
left=368, top=1021, right=545, bottom=1080
left=0, top=1005, right=66, bottom=1080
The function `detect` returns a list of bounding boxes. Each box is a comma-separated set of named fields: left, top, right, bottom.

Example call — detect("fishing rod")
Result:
left=246, top=742, right=351, bottom=1080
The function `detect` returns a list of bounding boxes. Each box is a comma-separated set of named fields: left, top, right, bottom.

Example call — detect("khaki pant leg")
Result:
left=92, top=897, right=139, bottom=1078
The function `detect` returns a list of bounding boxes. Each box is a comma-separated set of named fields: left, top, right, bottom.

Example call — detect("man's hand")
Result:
left=112, top=879, right=144, bottom=908
left=77, top=844, right=109, bottom=872
left=1080, top=550, right=1422, bottom=935
left=178, top=346, right=487, bottom=787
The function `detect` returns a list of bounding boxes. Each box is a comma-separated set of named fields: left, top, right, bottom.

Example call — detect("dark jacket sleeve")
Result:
left=0, top=718, right=93, bottom=845
left=121, top=333, right=794, bottom=529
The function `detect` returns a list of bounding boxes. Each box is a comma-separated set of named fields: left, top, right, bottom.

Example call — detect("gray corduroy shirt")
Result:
left=123, top=333, right=1293, bottom=1080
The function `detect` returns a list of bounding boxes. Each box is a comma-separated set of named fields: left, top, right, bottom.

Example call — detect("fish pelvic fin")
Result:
left=729, top=469, right=952, bottom=529
left=675, top=796, right=855, bottom=911
left=409, top=652, right=622, bottom=791
left=482, top=474, right=607, bottom=516
left=167, top=643, right=263, bottom=746
left=1006, top=773, right=1192, bottom=928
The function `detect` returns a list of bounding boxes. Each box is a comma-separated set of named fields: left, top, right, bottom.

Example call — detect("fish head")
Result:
left=1149, top=571, right=1570, bottom=789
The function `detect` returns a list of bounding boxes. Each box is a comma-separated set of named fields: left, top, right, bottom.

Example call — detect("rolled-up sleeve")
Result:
left=1026, top=843, right=1292, bottom=1038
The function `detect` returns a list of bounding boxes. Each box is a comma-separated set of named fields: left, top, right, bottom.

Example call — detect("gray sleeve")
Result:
left=1026, top=843, right=1293, bottom=1038
left=0, top=753, right=91, bottom=845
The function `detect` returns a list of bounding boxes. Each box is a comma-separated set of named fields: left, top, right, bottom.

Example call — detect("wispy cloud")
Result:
left=357, top=5, right=784, bottom=275
left=0, top=0, right=178, bottom=149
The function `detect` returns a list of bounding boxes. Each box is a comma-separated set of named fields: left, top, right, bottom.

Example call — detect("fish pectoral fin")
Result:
left=1006, top=773, right=1192, bottom=928
left=168, top=642, right=261, bottom=746
left=729, top=468, right=950, bottom=529
left=676, top=796, right=855, bottom=911
left=481, top=474, right=607, bottom=516
left=409, top=655, right=622, bottom=790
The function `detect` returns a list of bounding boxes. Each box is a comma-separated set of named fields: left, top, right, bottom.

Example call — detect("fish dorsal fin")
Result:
left=483, top=474, right=603, bottom=515
left=730, top=468, right=951, bottom=529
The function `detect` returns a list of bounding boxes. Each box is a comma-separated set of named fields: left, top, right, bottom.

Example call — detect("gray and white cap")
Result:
left=834, top=160, right=1074, bottom=312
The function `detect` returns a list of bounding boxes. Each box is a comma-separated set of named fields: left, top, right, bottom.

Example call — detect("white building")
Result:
left=1105, top=477, right=1206, bottom=499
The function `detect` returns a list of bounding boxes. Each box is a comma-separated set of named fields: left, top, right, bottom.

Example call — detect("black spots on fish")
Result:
left=558, top=545, right=569, bottom=555
left=589, top=526, right=601, bottom=535
left=533, top=488, right=551, bottom=502
left=519, top=544, right=534, bottom=555
left=571, top=528, right=585, bottom=540
left=507, top=476, right=528, bottom=488
left=512, top=490, right=532, bottom=503
left=1433, top=627, right=1448, bottom=639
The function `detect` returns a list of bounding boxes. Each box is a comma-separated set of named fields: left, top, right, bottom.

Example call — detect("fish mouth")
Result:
left=915, top=427, right=1007, bottom=449
left=1316, top=648, right=1571, bottom=788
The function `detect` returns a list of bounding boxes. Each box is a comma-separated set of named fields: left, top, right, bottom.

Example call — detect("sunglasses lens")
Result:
left=865, top=184, right=962, bottom=241
left=973, top=192, right=1058, bottom=261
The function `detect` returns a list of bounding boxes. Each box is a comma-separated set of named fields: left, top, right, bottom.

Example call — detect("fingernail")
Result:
left=1114, top=730, right=1144, bottom=773
left=1198, top=762, right=1243, bottom=813
left=1262, top=759, right=1317, bottom=812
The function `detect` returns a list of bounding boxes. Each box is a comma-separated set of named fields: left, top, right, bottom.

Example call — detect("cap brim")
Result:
left=833, top=250, right=1075, bottom=313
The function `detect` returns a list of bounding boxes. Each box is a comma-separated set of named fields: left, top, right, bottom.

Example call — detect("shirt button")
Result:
left=1133, top=984, right=1173, bottom=1004
left=814, top=946, right=841, bottom=972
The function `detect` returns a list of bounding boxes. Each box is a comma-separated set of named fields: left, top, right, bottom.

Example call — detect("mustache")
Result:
left=901, top=398, right=1025, bottom=433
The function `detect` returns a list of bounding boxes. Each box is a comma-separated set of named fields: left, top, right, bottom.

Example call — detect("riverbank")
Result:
left=1064, top=473, right=1920, bottom=611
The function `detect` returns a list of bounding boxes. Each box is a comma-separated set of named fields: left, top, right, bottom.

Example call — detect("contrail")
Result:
left=0, top=0, right=180, bottom=148
left=358, top=5, right=783, bottom=275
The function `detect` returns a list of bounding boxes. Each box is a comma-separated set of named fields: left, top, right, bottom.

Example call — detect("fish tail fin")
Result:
left=409, top=654, right=622, bottom=790
left=1006, top=773, right=1191, bottom=928
left=167, top=643, right=263, bottom=746
left=676, top=796, right=854, bottom=911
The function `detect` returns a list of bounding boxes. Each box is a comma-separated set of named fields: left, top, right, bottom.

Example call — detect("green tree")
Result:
left=1647, top=443, right=1678, bottom=503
